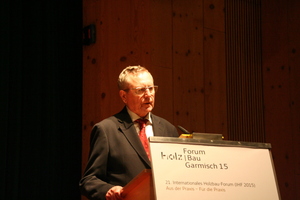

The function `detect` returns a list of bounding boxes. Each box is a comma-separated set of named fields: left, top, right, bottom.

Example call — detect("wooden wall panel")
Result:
left=204, top=0, right=225, bottom=32
left=225, top=0, right=265, bottom=142
left=149, top=0, right=174, bottom=123
left=288, top=0, right=300, bottom=181
left=149, top=0, right=173, bottom=69
left=288, top=3, right=300, bottom=199
left=287, top=0, right=300, bottom=198
left=172, top=0, right=205, bottom=133
left=289, top=2, right=300, bottom=199
left=203, top=29, right=227, bottom=137
left=262, top=0, right=292, bottom=199
left=203, top=0, right=227, bottom=137
left=262, top=0, right=300, bottom=199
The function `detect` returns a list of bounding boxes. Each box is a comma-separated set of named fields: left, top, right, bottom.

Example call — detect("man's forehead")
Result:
left=127, top=72, right=153, bottom=83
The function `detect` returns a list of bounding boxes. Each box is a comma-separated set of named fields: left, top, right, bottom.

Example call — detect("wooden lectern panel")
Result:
left=122, top=169, right=154, bottom=200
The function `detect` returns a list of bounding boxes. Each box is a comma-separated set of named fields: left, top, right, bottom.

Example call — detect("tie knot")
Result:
left=135, top=119, right=148, bottom=128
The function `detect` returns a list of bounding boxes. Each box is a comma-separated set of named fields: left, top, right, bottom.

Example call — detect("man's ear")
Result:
left=119, top=90, right=127, bottom=104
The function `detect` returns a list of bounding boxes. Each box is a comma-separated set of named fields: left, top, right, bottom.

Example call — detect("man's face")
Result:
left=119, top=71, right=155, bottom=117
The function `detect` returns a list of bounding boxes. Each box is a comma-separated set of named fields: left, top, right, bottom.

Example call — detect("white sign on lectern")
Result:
left=149, top=137, right=280, bottom=200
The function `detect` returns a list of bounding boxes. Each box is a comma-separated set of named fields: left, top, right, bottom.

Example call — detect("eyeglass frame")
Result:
left=123, top=85, right=158, bottom=95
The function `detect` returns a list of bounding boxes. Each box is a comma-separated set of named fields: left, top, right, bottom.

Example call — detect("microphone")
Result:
left=177, top=125, right=192, bottom=135
left=178, top=125, right=193, bottom=138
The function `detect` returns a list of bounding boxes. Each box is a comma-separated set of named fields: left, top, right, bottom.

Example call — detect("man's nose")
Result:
left=144, top=88, right=151, bottom=96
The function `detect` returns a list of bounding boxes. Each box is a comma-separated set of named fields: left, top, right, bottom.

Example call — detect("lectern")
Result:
left=122, top=169, right=154, bottom=200
left=123, top=136, right=281, bottom=200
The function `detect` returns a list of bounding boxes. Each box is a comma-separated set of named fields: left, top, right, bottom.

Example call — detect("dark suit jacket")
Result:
left=79, top=107, right=178, bottom=200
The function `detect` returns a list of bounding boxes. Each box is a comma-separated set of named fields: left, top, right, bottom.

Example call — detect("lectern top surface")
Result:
left=149, top=136, right=271, bottom=149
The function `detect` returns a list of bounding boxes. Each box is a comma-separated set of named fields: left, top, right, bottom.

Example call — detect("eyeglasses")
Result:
left=124, top=85, right=158, bottom=95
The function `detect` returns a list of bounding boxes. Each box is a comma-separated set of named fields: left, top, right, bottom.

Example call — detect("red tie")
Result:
left=135, top=119, right=150, bottom=160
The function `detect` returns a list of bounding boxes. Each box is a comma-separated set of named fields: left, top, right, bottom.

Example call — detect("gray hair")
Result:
left=118, top=65, right=149, bottom=90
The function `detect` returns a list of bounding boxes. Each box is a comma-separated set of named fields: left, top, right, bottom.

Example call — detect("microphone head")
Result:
left=177, top=125, right=191, bottom=134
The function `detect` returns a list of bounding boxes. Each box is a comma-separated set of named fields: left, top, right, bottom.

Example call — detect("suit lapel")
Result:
left=116, top=108, right=151, bottom=167
left=152, top=114, right=164, bottom=136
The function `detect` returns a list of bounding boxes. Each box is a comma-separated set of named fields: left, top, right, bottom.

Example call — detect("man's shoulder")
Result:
left=94, top=107, right=130, bottom=126
left=151, top=114, right=175, bottom=127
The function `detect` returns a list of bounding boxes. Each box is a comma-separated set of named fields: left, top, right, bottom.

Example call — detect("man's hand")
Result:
left=105, top=186, right=124, bottom=200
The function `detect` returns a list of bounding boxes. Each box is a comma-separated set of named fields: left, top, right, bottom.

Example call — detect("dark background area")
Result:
left=1, top=1, right=83, bottom=199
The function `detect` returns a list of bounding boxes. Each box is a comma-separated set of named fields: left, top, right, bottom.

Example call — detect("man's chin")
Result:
left=144, top=104, right=154, bottom=111
left=139, top=105, right=153, bottom=115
